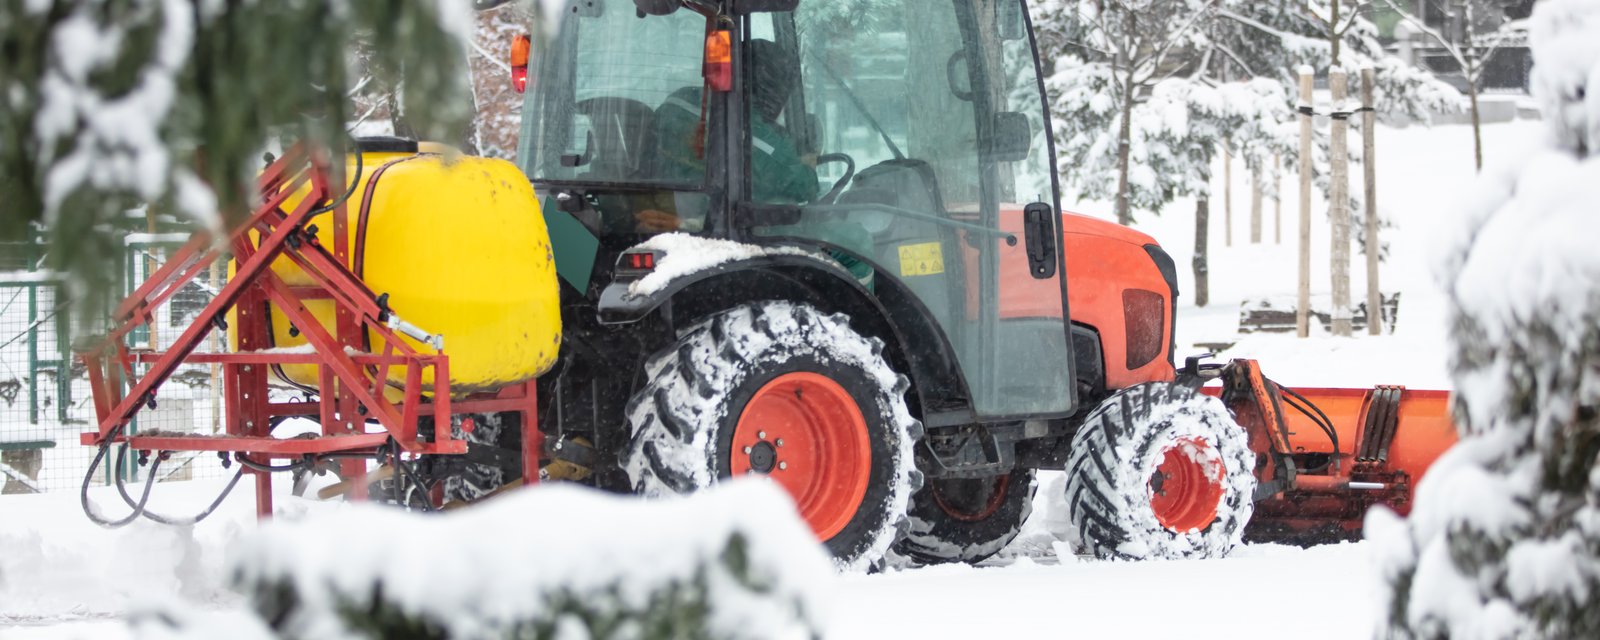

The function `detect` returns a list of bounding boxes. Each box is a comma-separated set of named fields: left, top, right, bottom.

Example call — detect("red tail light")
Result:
left=629, top=252, right=657, bottom=270
left=704, top=30, right=732, bottom=92
left=618, top=250, right=662, bottom=276
left=510, top=34, right=531, bottom=93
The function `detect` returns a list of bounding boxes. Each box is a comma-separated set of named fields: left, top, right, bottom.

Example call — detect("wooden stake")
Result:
left=1250, top=164, right=1263, bottom=244
left=1363, top=66, right=1382, bottom=335
left=1297, top=68, right=1314, bottom=338
left=1274, top=153, right=1283, bottom=245
left=1330, top=68, right=1352, bottom=338
left=1194, top=198, right=1210, bottom=307
left=1223, top=142, right=1233, bottom=247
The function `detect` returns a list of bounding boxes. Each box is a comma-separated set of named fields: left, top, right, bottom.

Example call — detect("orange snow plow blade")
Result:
left=1206, top=360, right=1457, bottom=543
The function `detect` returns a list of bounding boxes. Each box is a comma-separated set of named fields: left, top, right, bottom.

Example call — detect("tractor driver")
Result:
left=636, top=39, right=876, bottom=290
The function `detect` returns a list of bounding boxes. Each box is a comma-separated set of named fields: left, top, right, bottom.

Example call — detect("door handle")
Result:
left=1023, top=202, right=1057, bottom=279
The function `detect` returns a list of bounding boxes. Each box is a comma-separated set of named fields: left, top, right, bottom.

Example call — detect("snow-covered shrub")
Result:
left=130, top=481, right=832, bottom=640
left=1371, top=1, right=1600, bottom=637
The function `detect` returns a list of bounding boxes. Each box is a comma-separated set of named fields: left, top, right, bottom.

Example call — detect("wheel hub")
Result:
left=731, top=372, right=871, bottom=540
left=1148, top=437, right=1226, bottom=533
left=746, top=440, right=778, bottom=473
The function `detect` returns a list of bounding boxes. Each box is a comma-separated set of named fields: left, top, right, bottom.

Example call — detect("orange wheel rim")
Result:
left=731, top=372, right=871, bottom=540
left=1148, top=437, right=1225, bottom=532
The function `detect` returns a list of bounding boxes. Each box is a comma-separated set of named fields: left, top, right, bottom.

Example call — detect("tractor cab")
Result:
left=520, top=0, right=1076, bottom=424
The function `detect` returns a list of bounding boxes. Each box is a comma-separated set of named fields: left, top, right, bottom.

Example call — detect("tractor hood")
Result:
left=1061, top=211, right=1161, bottom=248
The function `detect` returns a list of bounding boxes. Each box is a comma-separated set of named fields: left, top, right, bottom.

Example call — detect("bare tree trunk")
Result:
left=1298, top=68, right=1314, bottom=338
left=1364, top=67, right=1382, bottom=335
left=1469, top=72, right=1484, bottom=171
left=1250, top=163, right=1262, bottom=244
left=1114, top=64, right=1137, bottom=226
left=1194, top=197, right=1210, bottom=307
left=1330, top=0, right=1342, bottom=67
left=1465, top=7, right=1484, bottom=171
left=1223, top=142, right=1233, bottom=247
left=1330, top=68, right=1353, bottom=337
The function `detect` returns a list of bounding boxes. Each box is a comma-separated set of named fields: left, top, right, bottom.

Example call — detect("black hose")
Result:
left=108, top=452, right=246, bottom=527
left=82, top=442, right=163, bottom=528
left=1274, top=382, right=1342, bottom=469
left=388, top=438, right=436, bottom=513
left=306, top=142, right=364, bottom=218
left=80, top=427, right=159, bottom=529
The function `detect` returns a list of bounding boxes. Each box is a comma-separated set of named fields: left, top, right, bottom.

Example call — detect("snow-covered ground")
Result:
left=1, top=118, right=1511, bottom=638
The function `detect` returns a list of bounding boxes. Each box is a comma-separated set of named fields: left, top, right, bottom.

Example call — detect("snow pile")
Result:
left=1372, top=1, right=1600, bottom=636
left=626, top=233, right=833, bottom=297
left=0, top=479, right=305, bottom=623
left=129, top=481, right=832, bottom=640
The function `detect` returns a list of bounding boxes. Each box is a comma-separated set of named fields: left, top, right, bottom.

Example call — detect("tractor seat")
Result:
left=836, top=159, right=948, bottom=238
left=573, top=97, right=656, bottom=180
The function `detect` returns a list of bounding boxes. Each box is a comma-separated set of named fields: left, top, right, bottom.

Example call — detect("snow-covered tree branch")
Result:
left=0, top=0, right=472, bottom=314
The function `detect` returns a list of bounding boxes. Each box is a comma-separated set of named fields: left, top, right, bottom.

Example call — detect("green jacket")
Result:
left=653, top=87, right=873, bottom=289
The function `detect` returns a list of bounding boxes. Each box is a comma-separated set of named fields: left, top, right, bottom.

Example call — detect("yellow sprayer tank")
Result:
left=257, top=139, right=561, bottom=395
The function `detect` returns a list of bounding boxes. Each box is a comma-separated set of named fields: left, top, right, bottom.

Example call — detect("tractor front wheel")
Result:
left=621, top=301, right=921, bottom=570
left=1064, top=382, right=1255, bottom=560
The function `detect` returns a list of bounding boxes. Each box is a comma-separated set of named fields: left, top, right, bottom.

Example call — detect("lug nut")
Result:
left=757, top=431, right=767, bottom=439
left=743, top=446, right=752, bottom=454
left=778, top=461, right=787, bottom=471
left=775, top=438, right=784, bottom=447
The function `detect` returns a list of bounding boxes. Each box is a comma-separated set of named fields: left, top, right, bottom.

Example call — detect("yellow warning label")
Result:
left=898, top=242, right=945, bottom=277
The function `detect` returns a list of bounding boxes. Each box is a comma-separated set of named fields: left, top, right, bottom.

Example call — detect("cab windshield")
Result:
left=518, top=4, right=710, bottom=189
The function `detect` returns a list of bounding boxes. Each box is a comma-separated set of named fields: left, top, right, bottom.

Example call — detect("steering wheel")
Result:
left=815, top=153, right=856, bottom=205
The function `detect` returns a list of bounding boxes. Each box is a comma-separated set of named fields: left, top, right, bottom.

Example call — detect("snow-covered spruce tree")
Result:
left=0, top=1, right=470, bottom=313
left=1034, top=0, right=1233, bottom=225
left=1370, top=1, right=1600, bottom=637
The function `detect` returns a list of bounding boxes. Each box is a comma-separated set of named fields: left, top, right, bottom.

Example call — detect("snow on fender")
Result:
left=126, top=481, right=832, bottom=640
left=1064, top=383, right=1256, bottom=560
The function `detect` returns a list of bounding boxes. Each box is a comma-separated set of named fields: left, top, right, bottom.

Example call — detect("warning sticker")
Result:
left=898, top=242, right=945, bottom=277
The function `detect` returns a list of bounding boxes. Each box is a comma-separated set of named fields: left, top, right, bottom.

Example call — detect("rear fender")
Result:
left=596, top=255, right=970, bottom=421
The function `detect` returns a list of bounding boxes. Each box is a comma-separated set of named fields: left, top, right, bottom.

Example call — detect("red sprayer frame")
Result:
left=78, top=145, right=540, bottom=518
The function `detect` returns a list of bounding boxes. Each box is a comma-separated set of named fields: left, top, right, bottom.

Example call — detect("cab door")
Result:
left=746, top=0, right=1075, bottom=420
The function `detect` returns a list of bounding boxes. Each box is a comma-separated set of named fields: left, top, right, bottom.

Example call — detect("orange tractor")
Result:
left=78, top=0, right=1456, bottom=568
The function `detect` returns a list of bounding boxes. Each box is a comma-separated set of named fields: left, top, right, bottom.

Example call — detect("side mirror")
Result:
left=634, top=0, right=677, bottom=15
left=732, top=0, right=799, bottom=14
left=989, top=112, right=1032, bottom=162
left=997, top=0, right=1027, bottom=41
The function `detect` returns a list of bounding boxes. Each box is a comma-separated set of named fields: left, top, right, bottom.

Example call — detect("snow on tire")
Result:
left=621, top=301, right=921, bottom=571
left=1064, top=382, right=1255, bottom=560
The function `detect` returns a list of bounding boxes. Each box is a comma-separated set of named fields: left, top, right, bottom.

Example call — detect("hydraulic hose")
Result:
left=1274, top=382, right=1342, bottom=473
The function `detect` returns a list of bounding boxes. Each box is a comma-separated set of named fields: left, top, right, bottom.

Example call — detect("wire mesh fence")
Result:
left=0, top=233, right=236, bottom=495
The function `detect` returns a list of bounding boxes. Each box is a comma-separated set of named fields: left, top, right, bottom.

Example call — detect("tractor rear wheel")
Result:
left=894, top=469, right=1036, bottom=565
left=1064, top=382, right=1255, bottom=560
left=621, top=301, right=921, bottom=570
